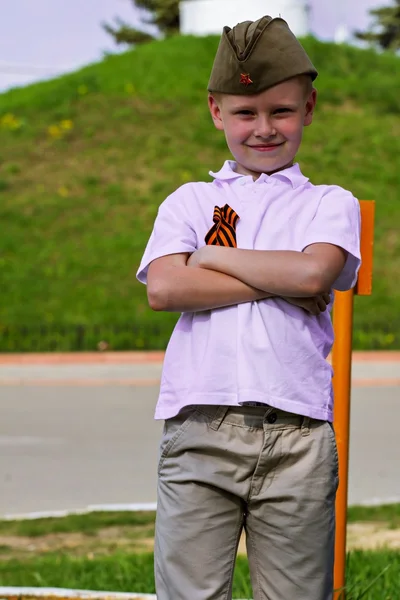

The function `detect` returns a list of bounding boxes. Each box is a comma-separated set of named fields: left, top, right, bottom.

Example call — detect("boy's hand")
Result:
left=282, top=293, right=331, bottom=316
left=187, top=246, right=211, bottom=268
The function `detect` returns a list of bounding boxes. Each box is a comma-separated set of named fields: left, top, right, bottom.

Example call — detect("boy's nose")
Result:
left=254, top=117, right=276, bottom=139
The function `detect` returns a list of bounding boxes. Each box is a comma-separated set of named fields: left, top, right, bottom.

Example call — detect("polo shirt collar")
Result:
left=209, top=160, right=309, bottom=189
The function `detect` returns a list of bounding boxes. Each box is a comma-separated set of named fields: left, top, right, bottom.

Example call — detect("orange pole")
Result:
left=332, top=289, right=355, bottom=599
left=332, top=201, right=375, bottom=597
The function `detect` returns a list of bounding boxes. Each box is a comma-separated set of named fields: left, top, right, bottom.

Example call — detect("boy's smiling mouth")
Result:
left=249, top=143, right=284, bottom=151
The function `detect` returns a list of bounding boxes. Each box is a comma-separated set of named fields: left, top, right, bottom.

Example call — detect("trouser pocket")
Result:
left=158, top=407, right=198, bottom=474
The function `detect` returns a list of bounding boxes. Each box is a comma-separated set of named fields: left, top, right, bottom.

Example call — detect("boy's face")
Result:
left=208, top=76, right=317, bottom=178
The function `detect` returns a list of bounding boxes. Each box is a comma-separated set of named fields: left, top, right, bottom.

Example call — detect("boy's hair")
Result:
left=301, top=75, right=314, bottom=97
left=210, top=75, right=315, bottom=107
left=208, top=16, right=317, bottom=97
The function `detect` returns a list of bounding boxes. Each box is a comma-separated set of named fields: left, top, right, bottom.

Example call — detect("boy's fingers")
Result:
left=317, top=297, right=327, bottom=312
left=309, top=300, right=319, bottom=315
left=323, top=293, right=331, bottom=304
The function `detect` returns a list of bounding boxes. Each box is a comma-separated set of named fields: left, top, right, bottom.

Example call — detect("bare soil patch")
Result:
left=1, top=522, right=400, bottom=561
left=346, top=522, right=400, bottom=551
left=0, top=525, right=154, bottom=560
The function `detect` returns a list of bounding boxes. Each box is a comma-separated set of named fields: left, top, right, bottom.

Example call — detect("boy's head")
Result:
left=207, top=16, right=318, bottom=178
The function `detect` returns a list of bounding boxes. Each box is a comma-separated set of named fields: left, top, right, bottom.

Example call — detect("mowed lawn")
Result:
left=1, top=550, right=399, bottom=598
left=0, top=36, right=400, bottom=350
left=0, top=507, right=400, bottom=597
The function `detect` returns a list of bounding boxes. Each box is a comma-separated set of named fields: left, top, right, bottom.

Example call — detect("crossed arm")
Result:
left=146, top=244, right=347, bottom=314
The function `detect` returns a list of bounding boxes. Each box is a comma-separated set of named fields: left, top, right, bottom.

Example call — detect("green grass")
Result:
left=348, top=504, right=400, bottom=529
left=1, top=36, right=400, bottom=350
left=0, top=504, right=398, bottom=537
left=0, top=551, right=399, bottom=598
left=0, top=511, right=156, bottom=537
left=0, top=508, right=399, bottom=597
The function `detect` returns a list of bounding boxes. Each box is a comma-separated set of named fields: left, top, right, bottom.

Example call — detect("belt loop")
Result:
left=209, top=406, right=229, bottom=431
left=301, top=416, right=311, bottom=437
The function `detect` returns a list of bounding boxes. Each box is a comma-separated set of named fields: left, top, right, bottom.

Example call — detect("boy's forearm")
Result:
left=197, top=247, right=323, bottom=297
left=149, top=265, right=273, bottom=313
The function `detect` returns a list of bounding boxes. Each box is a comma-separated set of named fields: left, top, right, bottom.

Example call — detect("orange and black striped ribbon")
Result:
left=204, top=204, right=240, bottom=248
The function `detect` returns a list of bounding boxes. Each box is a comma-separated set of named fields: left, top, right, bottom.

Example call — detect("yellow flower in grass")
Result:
left=78, top=84, right=88, bottom=96
left=1, top=113, right=14, bottom=126
left=60, top=119, right=73, bottom=131
left=125, top=82, right=136, bottom=95
left=57, top=186, right=69, bottom=198
left=10, top=119, right=22, bottom=130
left=47, top=120, right=73, bottom=140
left=180, top=170, right=192, bottom=183
left=1, top=113, right=23, bottom=130
left=48, top=124, right=62, bottom=139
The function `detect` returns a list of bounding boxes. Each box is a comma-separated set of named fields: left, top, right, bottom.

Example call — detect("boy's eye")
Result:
left=236, top=110, right=254, bottom=116
left=274, top=108, right=292, bottom=114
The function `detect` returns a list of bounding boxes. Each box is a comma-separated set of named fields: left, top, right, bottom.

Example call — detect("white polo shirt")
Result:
left=137, top=161, right=361, bottom=422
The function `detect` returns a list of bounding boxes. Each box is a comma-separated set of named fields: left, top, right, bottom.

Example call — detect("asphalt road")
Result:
left=0, top=361, right=399, bottom=516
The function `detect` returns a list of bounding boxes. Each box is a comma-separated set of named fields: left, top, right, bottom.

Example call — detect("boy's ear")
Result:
left=208, top=94, right=225, bottom=131
left=304, top=88, right=317, bottom=127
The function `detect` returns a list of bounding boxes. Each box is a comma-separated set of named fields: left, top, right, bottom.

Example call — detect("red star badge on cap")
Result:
left=240, top=73, right=253, bottom=87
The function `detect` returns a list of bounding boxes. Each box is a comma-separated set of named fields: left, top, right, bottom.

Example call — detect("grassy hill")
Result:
left=0, top=35, right=400, bottom=351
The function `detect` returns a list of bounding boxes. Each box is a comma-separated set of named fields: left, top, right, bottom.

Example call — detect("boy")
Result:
left=137, top=16, right=361, bottom=600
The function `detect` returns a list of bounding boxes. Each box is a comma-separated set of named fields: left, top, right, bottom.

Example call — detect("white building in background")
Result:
left=180, top=0, right=311, bottom=38
left=179, top=0, right=389, bottom=45
left=0, top=0, right=390, bottom=93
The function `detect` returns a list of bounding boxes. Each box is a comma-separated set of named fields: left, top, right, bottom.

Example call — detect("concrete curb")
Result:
left=1, top=377, right=399, bottom=388
left=0, top=351, right=400, bottom=365
left=0, top=588, right=251, bottom=600
left=0, top=588, right=156, bottom=600
left=3, top=497, right=400, bottom=522
left=0, top=352, right=165, bottom=365
left=2, top=504, right=158, bottom=521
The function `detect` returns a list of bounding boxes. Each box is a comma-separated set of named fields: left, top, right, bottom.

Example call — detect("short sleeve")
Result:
left=302, top=187, right=361, bottom=291
left=136, top=186, right=197, bottom=285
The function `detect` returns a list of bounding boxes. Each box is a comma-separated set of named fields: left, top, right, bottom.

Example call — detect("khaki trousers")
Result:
left=155, top=405, right=339, bottom=600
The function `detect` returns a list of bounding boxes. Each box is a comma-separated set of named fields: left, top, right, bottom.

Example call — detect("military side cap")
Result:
left=208, top=16, right=318, bottom=95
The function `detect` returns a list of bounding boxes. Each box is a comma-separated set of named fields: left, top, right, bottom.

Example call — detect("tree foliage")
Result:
left=355, top=0, right=400, bottom=50
left=103, top=0, right=180, bottom=46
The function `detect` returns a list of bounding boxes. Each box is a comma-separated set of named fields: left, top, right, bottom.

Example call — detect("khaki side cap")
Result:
left=208, top=16, right=318, bottom=95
